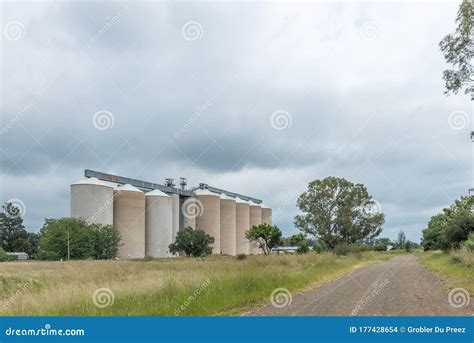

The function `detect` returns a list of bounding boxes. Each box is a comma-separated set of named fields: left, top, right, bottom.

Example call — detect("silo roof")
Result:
left=114, top=184, right=143, bottom=192
left=235, top=197, right=249, bottom=204
left=145, top=189, right=169, bottom=197
left=194, top=188, right=219, bottom=196
left=71, top=177, right=113, bottom=188
left=260, top=203, right=271, bottom=209
left=248, top=200, right=261, bottom=206
left=219, top=193, right=235, bottom=200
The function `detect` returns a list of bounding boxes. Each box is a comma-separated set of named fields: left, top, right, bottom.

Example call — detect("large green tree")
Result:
left=439, top=0, right=473, bottom=96
left=421, top=195, right=474, bottom=251
left=246, top=224, right=283, bottom=255
left=39, top=217, right=120, bottom=260
left=168, top=227, right=214, bottom=257
left=294, top=177, right=384, bottom=249
left=0, top=202, right=31, bottom=253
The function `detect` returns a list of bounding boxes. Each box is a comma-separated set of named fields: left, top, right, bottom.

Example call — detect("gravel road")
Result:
left=249, top=255, right=473, bottom=316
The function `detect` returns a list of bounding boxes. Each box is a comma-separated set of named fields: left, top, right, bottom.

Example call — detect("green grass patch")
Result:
left=415, top=250, right=474, bottom=294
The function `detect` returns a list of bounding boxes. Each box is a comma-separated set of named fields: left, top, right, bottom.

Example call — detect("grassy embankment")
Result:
left=415, top=250, right=474, bottom=294
left=0, top=251, right=403, bottom=316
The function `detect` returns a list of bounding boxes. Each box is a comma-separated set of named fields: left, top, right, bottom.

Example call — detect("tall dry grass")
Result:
left=0, top=252, right=397, bottom=316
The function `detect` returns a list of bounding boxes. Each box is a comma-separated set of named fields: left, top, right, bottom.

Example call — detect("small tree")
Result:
left=289, top=233, right=310, bottom=254
left=91, top=223, right=121, bottom=259
left=0, top=202, right=30, bottom=253
left=245, top=224, right=282, bottom=255
left=397, top=230, right=406, bottom=249
left=168, top=227, right=214, bottom=257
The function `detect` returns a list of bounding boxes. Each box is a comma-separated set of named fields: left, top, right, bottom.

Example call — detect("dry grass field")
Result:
left=0, top=252, right=400, bottom=316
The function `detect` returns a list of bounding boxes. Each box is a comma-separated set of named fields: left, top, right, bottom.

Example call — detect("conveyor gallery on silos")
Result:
left=70, top=170, right=272, bottom=258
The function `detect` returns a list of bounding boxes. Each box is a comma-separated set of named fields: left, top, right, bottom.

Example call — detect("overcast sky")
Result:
left=1, top=1, right=472, bottom=242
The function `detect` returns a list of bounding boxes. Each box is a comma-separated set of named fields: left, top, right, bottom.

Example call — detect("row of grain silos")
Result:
left=70, top=177, right=272, bottom=258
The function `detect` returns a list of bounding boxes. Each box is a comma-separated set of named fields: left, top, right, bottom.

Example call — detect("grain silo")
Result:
left=194, top=188, right=220, bottom=254
left=261, top=204, right=272, bottom=225
left=70, top=177, right=113, bottom=225
left=182, top=197, right=197, bottom=229
left=113, top=184, right=145, bottom=259
left=219, top=193, right=236, bottom=256
left=249, top=201, right=262, bottom=254
left=145, top=190, right=172, bottom=258
left=170, top=193, right=180, bottom=242
left=235, top=197, right=250, bottom=255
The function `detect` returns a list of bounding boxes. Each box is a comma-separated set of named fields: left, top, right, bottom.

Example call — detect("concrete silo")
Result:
left=219, top=193, right=236, bottom=256
left=249, top=201, right=262, bottom=254
left=170, top=194, right=180, bottom=242
left=145, top=190, right=172, bottom=258
left=181, top=197, right=197, bottom=229
left=194, top=189, right=220, bottom=254
left=113, top=184, right=145, bottom=259
left=70, top=177, right=113, bottom=225
left=261, top=204, right=272, bottom=225
left=235, top=198, right=250, bottom=255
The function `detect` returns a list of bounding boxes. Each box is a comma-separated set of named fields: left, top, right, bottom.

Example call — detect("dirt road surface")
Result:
left=249, top=255, right=473, bottom=316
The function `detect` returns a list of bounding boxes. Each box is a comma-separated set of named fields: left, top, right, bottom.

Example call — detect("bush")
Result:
left=461, top=233, right=474, bottom=253
left=374, top=243, right=387, bottom=251
left=235, top=253, right=247, bottom=261
left=168, top=227, right=214, bottom=257
left=296, top=242, right=310, bottom=254
left=0, top=247, right=16, bottom=262
left=450, top=255, right=462, bottom=264
left=334, top=243, right=366, bottom=256
left=313, top=242, right=327, bottom=254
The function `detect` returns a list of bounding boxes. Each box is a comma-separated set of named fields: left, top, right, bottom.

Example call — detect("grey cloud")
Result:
left=1, top=1, right=470, bottom=242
